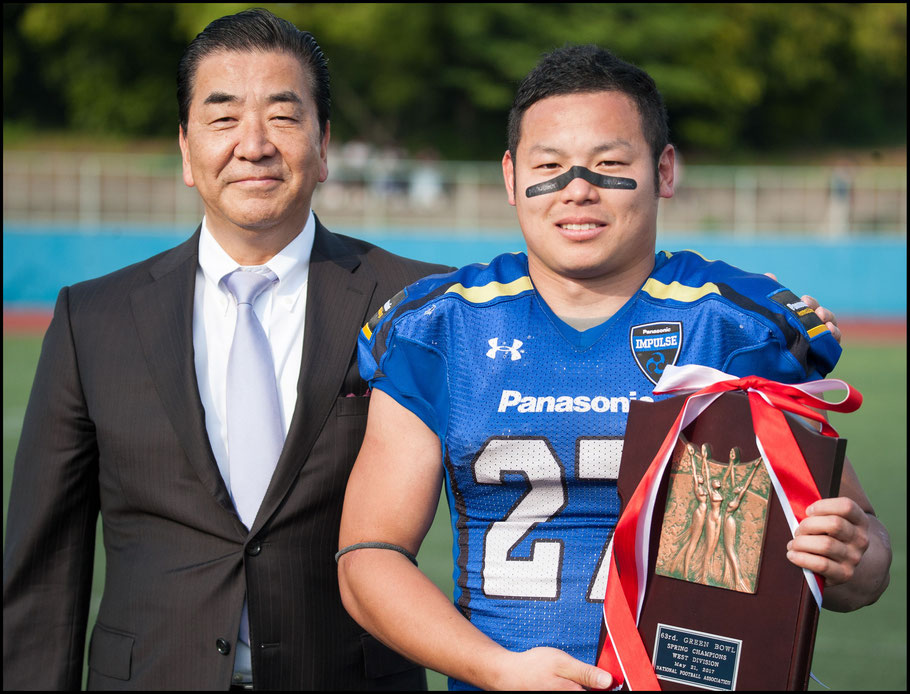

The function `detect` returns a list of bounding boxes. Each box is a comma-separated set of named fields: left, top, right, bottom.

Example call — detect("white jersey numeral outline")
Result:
left=472, top=436, right=623, bottom=601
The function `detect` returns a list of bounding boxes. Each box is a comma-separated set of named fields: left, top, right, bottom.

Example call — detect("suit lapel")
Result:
left=131, top=230, right=237, bottom=516
left=252, top=222, right=377, bottom=533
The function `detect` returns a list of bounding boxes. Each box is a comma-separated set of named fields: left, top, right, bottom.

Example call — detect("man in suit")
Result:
left=3, top=9, right=444, bottom=690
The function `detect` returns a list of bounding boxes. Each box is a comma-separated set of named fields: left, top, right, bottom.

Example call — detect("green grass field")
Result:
left=3, top=333, right=906, bottom=690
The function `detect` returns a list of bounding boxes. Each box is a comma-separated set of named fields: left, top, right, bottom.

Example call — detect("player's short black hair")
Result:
left=507, top=45, right=669, bottom=188
left=177, top=8, right=330, bottom=137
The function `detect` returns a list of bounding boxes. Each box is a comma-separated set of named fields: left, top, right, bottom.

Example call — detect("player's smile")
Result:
left=555, top=216, right=609, bottom=241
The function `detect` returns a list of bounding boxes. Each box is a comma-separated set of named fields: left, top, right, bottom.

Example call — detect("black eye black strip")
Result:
left=525, top=165, right=637, bottom=197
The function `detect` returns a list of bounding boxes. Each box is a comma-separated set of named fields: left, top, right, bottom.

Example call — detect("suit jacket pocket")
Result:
left=89, top=622, right=134, bottom=681
left=336, top=394, right=371, bottom=417
left=360, top=632, right=421, bottom=679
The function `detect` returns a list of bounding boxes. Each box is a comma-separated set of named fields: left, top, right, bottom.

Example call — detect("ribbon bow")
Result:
left=597, top=364, right=862, bottom=690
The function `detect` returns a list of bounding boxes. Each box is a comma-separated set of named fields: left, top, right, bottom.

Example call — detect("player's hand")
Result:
left=786, top=497, right=870, bottom=586
left=763, top=273, right=841, bottom=345
left=493, top=647, right=613, bottom=690
left=802, top=293, right=842, bottom=344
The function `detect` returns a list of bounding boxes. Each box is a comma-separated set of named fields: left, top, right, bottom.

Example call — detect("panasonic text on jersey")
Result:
left=497, top=389, right=654, bottom=414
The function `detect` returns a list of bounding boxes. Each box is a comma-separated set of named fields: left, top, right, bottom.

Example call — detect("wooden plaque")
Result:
left=607, top=391, right=845, bottom=691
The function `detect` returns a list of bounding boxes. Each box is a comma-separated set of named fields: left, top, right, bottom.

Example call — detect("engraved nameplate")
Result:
left=652, top=623, right=742, bottom=691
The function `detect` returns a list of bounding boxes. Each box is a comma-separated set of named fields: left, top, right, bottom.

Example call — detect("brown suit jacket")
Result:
left=2, top=219, right=450, bottom=690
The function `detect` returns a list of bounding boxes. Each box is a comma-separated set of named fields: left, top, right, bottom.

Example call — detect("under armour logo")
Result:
left=486, top=338, right=523, bottom=361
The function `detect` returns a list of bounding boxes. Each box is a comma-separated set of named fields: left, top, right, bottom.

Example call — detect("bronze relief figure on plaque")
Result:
left=656, top=436, right=771, bottom=593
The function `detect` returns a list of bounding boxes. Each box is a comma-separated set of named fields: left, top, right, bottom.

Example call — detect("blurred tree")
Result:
left=3, top=2, right=905, bottom=158
left=5, top=3, right=185, bottom=138
left=4, top=3, right=68, bottom=131
left=286, top=3, right=441, bottom=148
left=736, top=3, right=907, bottom=150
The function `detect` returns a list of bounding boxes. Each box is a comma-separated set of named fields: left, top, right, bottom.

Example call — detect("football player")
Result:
left=337, top=45, right=891, bottom=690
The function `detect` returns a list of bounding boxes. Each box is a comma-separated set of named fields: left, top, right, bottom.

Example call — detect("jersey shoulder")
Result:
left=647, top=249, right=840, bottom=377
left=648, top=250, right=826, bottom=335
left=357, top=252, right=535, bottom=435
left=361, top=251, right=534, bottom=344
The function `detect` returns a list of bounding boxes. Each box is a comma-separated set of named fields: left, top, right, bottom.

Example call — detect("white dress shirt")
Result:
left=192, top=211, right=314, bottom=681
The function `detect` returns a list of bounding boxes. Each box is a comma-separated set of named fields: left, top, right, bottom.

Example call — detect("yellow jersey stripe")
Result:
left=445, top=276, right=534, bottom=303
left=807, top=323, right=829, bottom=338
left=641, top=278, right=721, bottom=302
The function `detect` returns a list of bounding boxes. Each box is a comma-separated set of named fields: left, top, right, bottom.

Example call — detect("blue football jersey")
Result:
left=358, top=250, right=840, bottom=690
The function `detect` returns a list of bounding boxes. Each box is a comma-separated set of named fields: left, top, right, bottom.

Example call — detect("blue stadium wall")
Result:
left=3, top=225, right=906, bottom=317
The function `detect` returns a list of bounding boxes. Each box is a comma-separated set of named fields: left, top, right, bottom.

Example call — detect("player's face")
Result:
left=503, top=91, right=674, bottom=285
left=179, top=50, right=329, bottom=244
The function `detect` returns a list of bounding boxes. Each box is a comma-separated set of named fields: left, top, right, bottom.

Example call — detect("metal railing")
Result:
left=3, top=150, right=906, bottom=235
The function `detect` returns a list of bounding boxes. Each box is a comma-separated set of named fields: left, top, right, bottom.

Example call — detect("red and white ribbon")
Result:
left=596, top=364, right=862, bottom=690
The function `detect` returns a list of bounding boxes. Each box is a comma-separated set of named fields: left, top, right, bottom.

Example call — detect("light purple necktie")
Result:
left=224, top=268, right=284, bottom=529
left=224, top=268, right=284, bottom=651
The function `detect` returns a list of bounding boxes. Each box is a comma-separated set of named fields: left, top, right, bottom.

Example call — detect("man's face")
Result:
left=503, top=91, right=674, bottom=285
left=179, top=50, right=328, bottom=242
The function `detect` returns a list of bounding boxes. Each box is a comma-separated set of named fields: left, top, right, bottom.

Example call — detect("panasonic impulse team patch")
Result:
left=631, top=321, right=683, bottom=385
left=769, top=289, right=828, bottom=338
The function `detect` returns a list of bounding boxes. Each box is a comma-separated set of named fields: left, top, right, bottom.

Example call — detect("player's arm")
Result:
left=782, top=295, right=889, bottom=610
left=786, top=456, right=891, bottom=612
left=757, top=277, right=886, bottom=608
left=338, top=389, right=612, bottom=691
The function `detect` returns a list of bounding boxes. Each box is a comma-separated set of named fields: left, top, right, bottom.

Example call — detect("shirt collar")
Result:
left=198, top=212, right=315, bottom=310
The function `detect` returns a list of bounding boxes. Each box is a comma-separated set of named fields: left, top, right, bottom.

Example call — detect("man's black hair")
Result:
left=177, top=8, right=330, bottom=137
left=507, top=45, right=669, bottom=189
